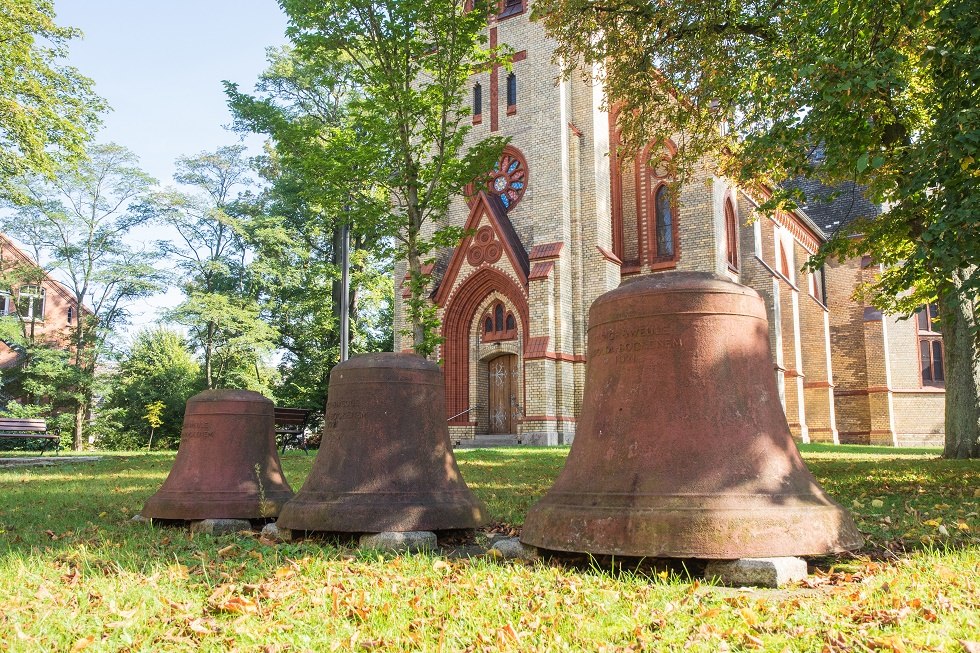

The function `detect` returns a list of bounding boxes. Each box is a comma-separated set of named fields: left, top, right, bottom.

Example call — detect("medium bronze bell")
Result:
left=277, top=353, right=488, bottom=533
left=521, top=272, right=862, bottom=558
left=141, top=390, right=294, bottom=520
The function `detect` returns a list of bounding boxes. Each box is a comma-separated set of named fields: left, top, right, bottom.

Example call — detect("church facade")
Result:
left=392, top=1, right=945, bottom=448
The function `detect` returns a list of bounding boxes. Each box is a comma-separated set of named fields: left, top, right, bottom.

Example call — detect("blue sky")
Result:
left=52, top=1, right=288, bottom=336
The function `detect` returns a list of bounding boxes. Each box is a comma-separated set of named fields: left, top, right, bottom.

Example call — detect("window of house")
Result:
left=482, top=301, right=517, bottom=341
left=17, top=285, right=44, bottom=320
left=67, top=306, right=74, bottom=325
left=777, top=232, right=794, bottom=282
left=0, top=291, right=11, bottom=316
left=473, top=83, right=482, bottom=122
left=499, top=0, right=523, bottom=19
left=653, top=185, right=675, bottom=260
left=917, top=303, right=944, bottom=386
left=724, top=198, right=738, bottom=270
left=506, top=73, right=517, bottom=112
left=810, top=265, right=827, bottom=305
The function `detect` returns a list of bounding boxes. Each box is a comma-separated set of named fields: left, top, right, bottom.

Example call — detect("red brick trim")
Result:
left=442, top=267, right=528, bottom=424
left=529, top=242, right=563, bottom=260
left=522, top=415, right=578, bottom=423
left=834, top=386, right=891, bottom=397
left=803, top=381, right=833, bottom=389
left=568, top=122, right=582, bottom=138
left=528, top=261, right=554, bottom=281
left=472, top=114, right=482, bottom=125
left=489, top=28, right=499, bottom=131
left=596, top=245, right=622, bottom=265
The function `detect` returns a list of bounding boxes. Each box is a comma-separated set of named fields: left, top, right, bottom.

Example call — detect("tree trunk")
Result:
left=73, top=401, right=85, bottom=451
left=939, top=286, right=980, bottom=459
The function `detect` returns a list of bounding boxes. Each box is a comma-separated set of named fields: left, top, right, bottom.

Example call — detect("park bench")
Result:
left=0, top=418, right=60, bottom=455
left=274, top=407, right=312, bottom=454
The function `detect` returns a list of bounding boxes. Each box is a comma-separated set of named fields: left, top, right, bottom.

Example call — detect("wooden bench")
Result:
left=274, top=407, right=312, bottom=454
left=0, top=418, right=60, bottom=455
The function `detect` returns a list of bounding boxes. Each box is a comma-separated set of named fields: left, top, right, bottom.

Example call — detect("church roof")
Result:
left=782, top=178, right=883, bottom=236
left=431, top=191, right=529, bottom=306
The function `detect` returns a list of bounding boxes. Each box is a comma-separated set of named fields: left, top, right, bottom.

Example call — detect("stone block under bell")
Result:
left=141, top=389, right=294, bottom=521
left=521, top=271, right=862, bottom=559
left=276, top=353, right=488, bottom=533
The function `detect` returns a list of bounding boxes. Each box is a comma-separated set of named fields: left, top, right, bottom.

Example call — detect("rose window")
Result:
left=488, top=151, right=526, bottom=210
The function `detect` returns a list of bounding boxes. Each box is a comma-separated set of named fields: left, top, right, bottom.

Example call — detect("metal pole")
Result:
left=339, top=222, right=351, bottom=363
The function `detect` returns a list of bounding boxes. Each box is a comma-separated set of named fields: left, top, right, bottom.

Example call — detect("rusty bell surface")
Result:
left=141, top=390, right=294, bottom=520
left=276, top=353, right=488, bottom=533
left=521, top=271, right=862, bottom=558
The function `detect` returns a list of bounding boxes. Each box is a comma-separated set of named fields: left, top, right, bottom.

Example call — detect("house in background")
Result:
left=391, top=0, right=945, bottom=448
left=0, top=233, right=84, bottom=370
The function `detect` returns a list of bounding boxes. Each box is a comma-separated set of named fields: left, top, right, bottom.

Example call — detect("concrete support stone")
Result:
left=359, top=531, right=437, bottom=554
left=705, top=557, right=808, bottom=588
left=189, top=519, right=252, bottom=536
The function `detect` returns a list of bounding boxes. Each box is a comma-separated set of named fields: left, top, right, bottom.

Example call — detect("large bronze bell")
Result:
left=141, top=390, right=294, bottom=520
left=521, top=272, right=862, bottom=558
left=277, top=353, right=488, bottom=533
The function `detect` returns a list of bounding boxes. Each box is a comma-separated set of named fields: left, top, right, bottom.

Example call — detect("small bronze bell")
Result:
left=141, top=390, right=294, bottom=520
left=277, top=353, right=488, bottom=533
left=521, top=272, right=862, bottom=558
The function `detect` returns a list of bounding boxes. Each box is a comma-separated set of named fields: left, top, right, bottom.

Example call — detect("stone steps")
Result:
left=453, top=434, right=523, bottom=448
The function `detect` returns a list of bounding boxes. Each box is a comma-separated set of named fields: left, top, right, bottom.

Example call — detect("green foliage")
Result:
left=0, top=142, right=165, bottom=449
left=0, top=0, right=105, bottom=202
left=98, top=328, right=201, bottom=450
left=154, top=146, right=277, bottom=392
left=227, top=46, right=394, bottom=411
left=277, top=0, right=509, bottom=355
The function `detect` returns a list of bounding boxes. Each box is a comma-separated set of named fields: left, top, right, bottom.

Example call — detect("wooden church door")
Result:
left=488, top=354, right=517, bottom=433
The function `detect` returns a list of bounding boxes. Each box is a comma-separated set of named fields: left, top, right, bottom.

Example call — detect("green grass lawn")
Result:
left=0, top=444, right=977, bottom=652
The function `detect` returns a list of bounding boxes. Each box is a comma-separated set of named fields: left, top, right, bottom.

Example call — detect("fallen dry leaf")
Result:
left=70, top=635, right=96, bottom=652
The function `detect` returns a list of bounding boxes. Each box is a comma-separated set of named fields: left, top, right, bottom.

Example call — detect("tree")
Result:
left=142, top=400, right=164, bottom=450
left=155, top=146, right=277, bottom=391
left=278, top=0, right=508, bottom=356
left=1, top=143, right=165, bottom=449
left=227, top=46, right=392, bottom=411
left=534, top=0, right=980, bottom=457
left=0, top=0, right=105, bottom=201
left=99, top=327, right=201, bottom=450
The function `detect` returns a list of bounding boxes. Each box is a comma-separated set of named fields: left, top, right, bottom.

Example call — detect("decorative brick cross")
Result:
left=488, top=26, right=526, bottom=132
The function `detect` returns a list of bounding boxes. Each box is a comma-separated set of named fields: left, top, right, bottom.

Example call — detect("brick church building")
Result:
left=392, top=0, right=945, bottom=448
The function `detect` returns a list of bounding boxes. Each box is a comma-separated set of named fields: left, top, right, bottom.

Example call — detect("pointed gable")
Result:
left=432, top=190, right=529, bottom=306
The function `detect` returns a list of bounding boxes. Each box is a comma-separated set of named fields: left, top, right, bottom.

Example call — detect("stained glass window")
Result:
left=488, top=150, right=527, bottom=211
left=654, top=186, right=674, bottom=259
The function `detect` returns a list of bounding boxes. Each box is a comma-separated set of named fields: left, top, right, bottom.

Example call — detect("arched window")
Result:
left=473, top=83, right=482, bottom=123
left=637, top=140, right=679, bottom=268
left=506, top=73, right=517, bottom=111
left=499, top=0, right=524, bottom=19
left=653, top=185, right=674, bottom=260
left=725, top=198, right=738, bottom=270
left=482, top=301, right=517, bottom=341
